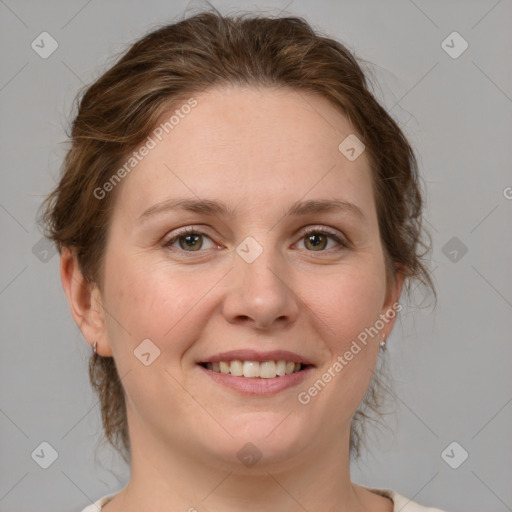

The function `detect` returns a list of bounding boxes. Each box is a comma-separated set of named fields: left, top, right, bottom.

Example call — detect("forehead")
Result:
left=111, top=86, right=375, bottom=221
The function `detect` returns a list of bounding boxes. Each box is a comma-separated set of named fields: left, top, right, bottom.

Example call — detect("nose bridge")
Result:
left=223, top=231, right=299, bottom=329
left=236, top=232, right=286, bottom=299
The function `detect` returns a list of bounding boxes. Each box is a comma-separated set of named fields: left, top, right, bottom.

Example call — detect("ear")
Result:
left=380, top=263, right=405, bottom=341
left=60, top=247, right=113, bottom=357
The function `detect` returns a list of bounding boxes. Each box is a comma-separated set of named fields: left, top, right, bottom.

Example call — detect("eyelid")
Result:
left=295, top=225, right=350, bottom=250
left=162, top=225, right=219, bottom=251
left=162, top=224, right=350, bottom=254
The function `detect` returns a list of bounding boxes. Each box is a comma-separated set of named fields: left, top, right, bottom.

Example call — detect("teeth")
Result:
left=204, top=360, right=305, bottom=378
left=230, top=360, right=243, bottom=377
left=243, top=361, right=260, bottom=378
left=259, top=361, right=276, bottom=378
left=276, top=360, right=287, bottom=376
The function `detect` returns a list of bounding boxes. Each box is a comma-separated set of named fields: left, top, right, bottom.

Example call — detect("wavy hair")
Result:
left=40, top=8, right=436, bottom=464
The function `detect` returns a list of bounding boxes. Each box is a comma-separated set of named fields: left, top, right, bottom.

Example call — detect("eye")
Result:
left=163, top=226, right=349, bottom=255
left=163, top=227, right=217, bottom=252
left=296, top=227, right=348, bottom=252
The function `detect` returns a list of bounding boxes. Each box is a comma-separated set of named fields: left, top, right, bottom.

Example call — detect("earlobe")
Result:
left=392, top=264, right=405, bottom=304
left=380, top=264, right=406, bottom=339
left=385, top=263, right=405, bottom=305
left=60, top=247, right=113, bottom=357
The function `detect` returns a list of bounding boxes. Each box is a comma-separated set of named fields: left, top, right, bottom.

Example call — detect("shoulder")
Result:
left=80, top=493, right=117, bottom=512
left=359, top=484, right=450, bottom=512
left=82, top=487, right=450, bottom=512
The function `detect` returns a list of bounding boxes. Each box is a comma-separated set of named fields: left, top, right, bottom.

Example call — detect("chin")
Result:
left=203, top=412, right=312, bottom=467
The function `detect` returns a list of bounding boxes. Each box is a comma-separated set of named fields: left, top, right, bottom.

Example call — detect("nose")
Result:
left=221, top=245, right=300, bottom=331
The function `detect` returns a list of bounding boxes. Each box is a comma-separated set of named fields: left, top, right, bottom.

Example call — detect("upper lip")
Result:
left=199, top=349, right=314, bottom=366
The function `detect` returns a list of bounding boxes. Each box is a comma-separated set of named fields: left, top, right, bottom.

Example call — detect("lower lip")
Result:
left=197, top=364, right=313, bottom=395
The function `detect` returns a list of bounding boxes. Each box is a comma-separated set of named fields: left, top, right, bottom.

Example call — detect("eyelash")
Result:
left=162, top=226, right=349, bottom=256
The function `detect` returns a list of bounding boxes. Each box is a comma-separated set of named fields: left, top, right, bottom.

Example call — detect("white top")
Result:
left=80, top=485, right=448, bottom=511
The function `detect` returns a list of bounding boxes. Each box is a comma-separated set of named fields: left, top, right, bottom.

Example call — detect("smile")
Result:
left=199, top=360, right=308, bottom=378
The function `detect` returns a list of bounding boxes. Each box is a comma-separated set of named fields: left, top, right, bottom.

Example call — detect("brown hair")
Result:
left=40, top=8, right=436, bottom=464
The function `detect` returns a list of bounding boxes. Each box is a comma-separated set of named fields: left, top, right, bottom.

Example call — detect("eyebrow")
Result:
left=138, top=197, right=366, bottom=223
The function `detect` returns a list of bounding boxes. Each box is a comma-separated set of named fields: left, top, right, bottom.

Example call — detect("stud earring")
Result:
left=92, top=341, right=97, bottom=355
left=379, top=333, right=387, bottom=351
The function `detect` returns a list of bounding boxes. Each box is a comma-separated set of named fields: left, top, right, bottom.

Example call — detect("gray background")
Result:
left=1, top=1, right=511, bottom=511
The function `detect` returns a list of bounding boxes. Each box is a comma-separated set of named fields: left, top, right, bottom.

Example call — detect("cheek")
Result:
left=292, top=268, right=385, bottom=435
left=101, top=250, right=215, bottom=360
left=304, top=272, right=383, bottom=405
left=305, top=264, right=385, bottom=347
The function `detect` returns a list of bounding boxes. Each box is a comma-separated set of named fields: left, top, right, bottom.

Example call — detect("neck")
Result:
left=104, top=410, right=377, bottom=512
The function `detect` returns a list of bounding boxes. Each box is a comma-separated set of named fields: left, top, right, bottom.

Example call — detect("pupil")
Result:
left=182, top=234, right=201, bottom=250
left=308, top=234, right=326, bottom=250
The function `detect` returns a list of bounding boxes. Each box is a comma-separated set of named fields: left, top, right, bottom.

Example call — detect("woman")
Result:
left=41, top=9, right=445, bottom=512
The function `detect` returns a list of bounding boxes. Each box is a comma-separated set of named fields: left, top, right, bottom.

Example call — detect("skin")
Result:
left=61, top=85, right=403, bottom=512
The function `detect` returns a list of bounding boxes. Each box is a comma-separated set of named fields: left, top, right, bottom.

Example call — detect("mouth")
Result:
left=196, top=349, right=315, bottom=394
left=197, top=360, right=313, bottom=379
left=197, top=360, right=314, bottom=395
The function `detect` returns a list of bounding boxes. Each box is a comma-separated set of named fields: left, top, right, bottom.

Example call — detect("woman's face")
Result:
left=93, top=86, right=403, bottom=469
